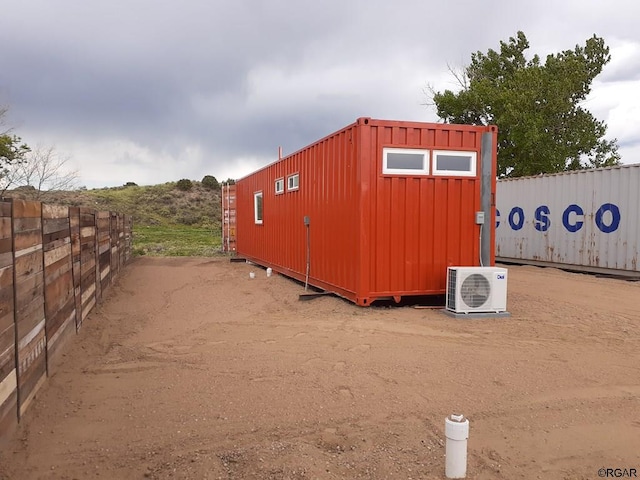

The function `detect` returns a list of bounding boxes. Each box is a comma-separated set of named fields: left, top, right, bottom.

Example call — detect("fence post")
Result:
left=0, top=201, right=17, bottom=441
left=12, top=200, right=46, bottom=419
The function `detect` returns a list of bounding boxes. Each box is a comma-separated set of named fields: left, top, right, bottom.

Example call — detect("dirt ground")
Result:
left=0, top=257, right=638, bottom=480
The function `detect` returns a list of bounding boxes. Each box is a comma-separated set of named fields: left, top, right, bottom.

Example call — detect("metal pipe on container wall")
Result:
left=304, top=215, right=310, bottom=290
left=480, top=131, right=494, bottom=266
left=479, top=223, right=484, bottom=267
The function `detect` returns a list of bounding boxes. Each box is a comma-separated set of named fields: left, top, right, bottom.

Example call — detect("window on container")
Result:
left=382, top=148, right=430, bottom=175
left=432, top=150, right=477, bottom=176
left=275, top=178, right=284, bottom=195
left=254, top=191, right=263, bottom=224
left=287, top=173, right=299, bottom=191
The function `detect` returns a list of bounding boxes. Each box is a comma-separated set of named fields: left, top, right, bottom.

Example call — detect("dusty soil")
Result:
left=0, top=257, right=638, bottom=480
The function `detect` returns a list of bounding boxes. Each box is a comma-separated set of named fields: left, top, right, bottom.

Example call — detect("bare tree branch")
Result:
left=446, top=62, right=469, bottom=89
left=8, top=145, right=79, bottom=200
left=422, top=62, right=470, bottom=111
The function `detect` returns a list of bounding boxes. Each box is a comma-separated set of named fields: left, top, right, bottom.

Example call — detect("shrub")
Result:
left=201, top=175, right=219, bottom=190
left=176, top=179, right=193, bottom=191
left=177, top=213, right=200, bottom=225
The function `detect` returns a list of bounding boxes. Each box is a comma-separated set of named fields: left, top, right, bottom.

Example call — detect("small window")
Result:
left=254, top=191, right=263, bottom=224
left=287, top=173, right=299, bottom=191
left=382, top=148, right=430, bottom=175
left=275, top=178, right=284, bottom=194
left=432, top=150, right=477, bottom=176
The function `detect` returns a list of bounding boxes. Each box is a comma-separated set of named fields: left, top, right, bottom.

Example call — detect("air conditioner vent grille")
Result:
left=446, top=268, right=457, bottom=309
left=460, top=273, right=491, bottom=308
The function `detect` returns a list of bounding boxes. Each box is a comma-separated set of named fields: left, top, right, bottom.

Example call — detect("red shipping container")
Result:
left=236, top=118, right=498, bottom=306
left=221, top=183, right=237, bottom=253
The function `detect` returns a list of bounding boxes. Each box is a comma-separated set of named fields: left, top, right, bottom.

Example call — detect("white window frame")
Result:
left=432, top=150, right=477, bottom=177
left=275, top=178, right=284, bottom=195
left=382, top=147, right=430, bottom=175
left=254, top=191, right=263, bottom=224
left=287, top=173, right=299, bottom=191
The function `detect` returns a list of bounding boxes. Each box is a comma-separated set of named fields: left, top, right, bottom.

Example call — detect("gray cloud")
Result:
left=2, top=0, right=639, bottom=187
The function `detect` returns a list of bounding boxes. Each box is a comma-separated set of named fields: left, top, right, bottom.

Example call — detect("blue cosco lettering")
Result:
left=534, top=205, right=550, bottom=232
left=595, top=203, right=620, bottom=233
left=562, top=204, right=584, bottom=232
left=508, top=207, right=524, bottom=230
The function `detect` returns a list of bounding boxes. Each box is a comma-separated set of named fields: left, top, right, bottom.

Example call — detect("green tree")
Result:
left=0, top=134, right=30, bottom=166
left=201, top=175, right=219, bottom=190
left=430, top=31, right=620, bottom=177
left=0, top=134, right=31, bottom=196
left=176, top=178, right=193, bottom=191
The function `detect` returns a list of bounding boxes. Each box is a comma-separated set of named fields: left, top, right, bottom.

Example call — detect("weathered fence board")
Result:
left=124, top=215, right=133, bottom=263
left=0, top=202, right=16, bottom=437
left=110, top=212, right=120, bottom=280
left=0, top=200, right=131, bottom=442
left=42, top=205, right=76, bottom=371
left=79, top=209, right=97, bottom=322
left=12, top=200, right=46, bottom=418
left=96, top=211, right=110, bottom=299
left=69, top=208, right=82, bottom=331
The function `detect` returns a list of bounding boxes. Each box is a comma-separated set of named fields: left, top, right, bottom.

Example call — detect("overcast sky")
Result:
left=2, top=0, right=639, bottom=188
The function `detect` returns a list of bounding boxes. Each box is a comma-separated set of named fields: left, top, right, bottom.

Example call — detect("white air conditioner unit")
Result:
left=446, top=267, right=508, bottom=314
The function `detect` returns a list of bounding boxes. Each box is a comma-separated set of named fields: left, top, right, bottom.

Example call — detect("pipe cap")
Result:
left=445, top=414, right=469, bottom=440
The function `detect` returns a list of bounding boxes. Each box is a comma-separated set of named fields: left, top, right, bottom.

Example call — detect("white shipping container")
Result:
left=496, top=164, right=640, bottom=277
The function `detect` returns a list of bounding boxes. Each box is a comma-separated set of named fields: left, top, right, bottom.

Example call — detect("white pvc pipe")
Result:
left=445, top=414, right=469, bottom=478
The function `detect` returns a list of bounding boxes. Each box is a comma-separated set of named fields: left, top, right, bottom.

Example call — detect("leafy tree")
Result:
left=1, top=106, right=30, bottom=168
left=1, top=108, right=31, bottom=196
left=0, top=134, right=30, bottom=165
left=201, top=175, right=219, bottom=190
left=430, top=31, right=620, bottom=177
left=176, top=178, right=193, bottom=191
left=223, top=178, right=236, bottom=185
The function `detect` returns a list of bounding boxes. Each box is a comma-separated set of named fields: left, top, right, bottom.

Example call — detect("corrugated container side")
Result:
left=221, top=184, right=237, bottom=253
left=236, top=123, right=361, bottom=299
left=360, top=120, right=489, bottom=302
left=496, top=164, right=640, bottom=275
left=237, top=118, right=497, bottom=305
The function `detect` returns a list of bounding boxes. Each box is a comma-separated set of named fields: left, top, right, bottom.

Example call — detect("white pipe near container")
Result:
left=445, top=413, right=469, bottom=478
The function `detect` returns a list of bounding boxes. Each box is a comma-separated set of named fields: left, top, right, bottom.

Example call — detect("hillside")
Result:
left=5, top=182, right=225, bottom=256
left=7, top=181, right=222, bottom=228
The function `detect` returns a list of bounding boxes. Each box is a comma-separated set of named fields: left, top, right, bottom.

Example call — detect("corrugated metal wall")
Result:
left=360, top=122, right=489, bottom=301
left=496, top=164, right=640, bottom=276
left=221, top=184, right=237, bottom=253
left=237, top=124, right=360, bottom=299
left=237, top=118, right=497, bottom=305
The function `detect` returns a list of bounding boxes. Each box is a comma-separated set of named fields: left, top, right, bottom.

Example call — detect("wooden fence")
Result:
left=0, top=200, right=132, bottom=441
